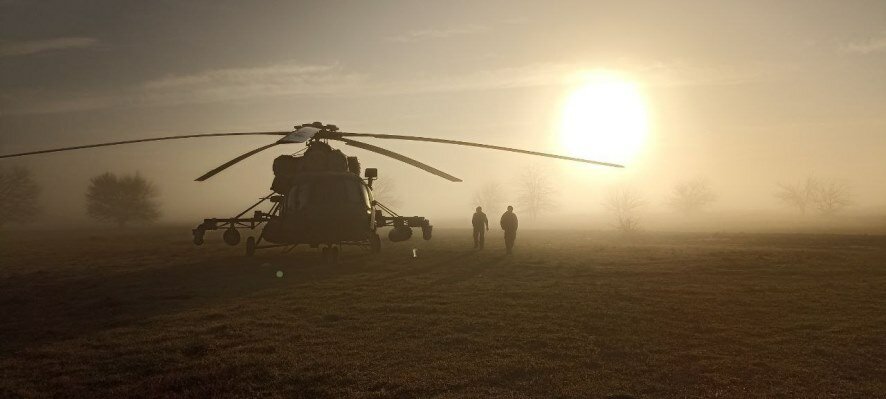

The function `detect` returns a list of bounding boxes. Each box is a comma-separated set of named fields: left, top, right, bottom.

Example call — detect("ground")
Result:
left=0, top=227, right=884, bottom=398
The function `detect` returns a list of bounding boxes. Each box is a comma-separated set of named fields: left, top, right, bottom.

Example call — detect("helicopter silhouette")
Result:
left=0, top=121, right=623, bottom=262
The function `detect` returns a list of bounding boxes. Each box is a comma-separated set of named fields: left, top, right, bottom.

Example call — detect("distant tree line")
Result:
left=775, top=176, right=851, bottom=216
left=0, top=167, right=160, bottom=228
left=469, top=164, right=558, bottom=221
left=465, top=168, right=857, bottom=234
left=86, top=172, right=161, bottom=227
left=603, top=187, right=646, bottom=233
left=668, top=177, right=717, bottom=215
left=0, top=164, right=861, bottom=233
left=473, top=181, right=505, bottom=215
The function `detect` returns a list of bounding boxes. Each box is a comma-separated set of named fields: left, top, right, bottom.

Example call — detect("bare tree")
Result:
left=776, top=176, right=851, bottom=215
left=811, top=179, right=852, bottom=215
left=0, top=166, right=41, bottom=226
left=516, top=164, right=557, bottom=220
left=603, top=187, right=646, bottom=233
left=371, top=178, right=401, bottom=208
left=669, top=177, right=717, bottom=215
left=775, top=176, right=818, bottom=214
left=472, top=181, right=505, bottom=213
left=86, top=172, right=160, bottom=227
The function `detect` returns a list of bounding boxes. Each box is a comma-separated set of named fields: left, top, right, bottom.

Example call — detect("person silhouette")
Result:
left=472, top=206, right=489, bottom=249
left=500, top=205, right=518, bottom=255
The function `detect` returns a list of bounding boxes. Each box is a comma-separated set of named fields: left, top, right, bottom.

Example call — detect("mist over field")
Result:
left=3, top=133, right=885, bottom=233
left=5, top=162, right=885, bottom=234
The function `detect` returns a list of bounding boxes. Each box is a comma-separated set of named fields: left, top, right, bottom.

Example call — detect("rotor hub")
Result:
left=295, top=121, right=338, bottom=132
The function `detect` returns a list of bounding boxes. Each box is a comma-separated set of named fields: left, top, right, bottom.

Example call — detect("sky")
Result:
left=1, top=0, right=884, bottom=226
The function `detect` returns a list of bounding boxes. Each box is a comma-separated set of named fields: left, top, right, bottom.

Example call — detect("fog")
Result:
left=1, top=0, right=884, bottom=233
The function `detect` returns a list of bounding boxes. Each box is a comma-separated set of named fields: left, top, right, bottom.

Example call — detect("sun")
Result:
left=559, top=71, right=649, bottom=166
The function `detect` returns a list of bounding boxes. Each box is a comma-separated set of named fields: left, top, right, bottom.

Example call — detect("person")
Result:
left=500, top=205, right=518, bottom=255
left=471, top=206, right=489, bottom=249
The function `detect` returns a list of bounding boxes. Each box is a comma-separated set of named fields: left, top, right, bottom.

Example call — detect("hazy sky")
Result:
left=1, top=0, right=884, bottom=225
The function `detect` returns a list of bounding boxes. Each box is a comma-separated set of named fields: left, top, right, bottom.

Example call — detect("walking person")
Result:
left=500, top=205, right=518, bottom=255
left=472, top=206, right=489, bottom=249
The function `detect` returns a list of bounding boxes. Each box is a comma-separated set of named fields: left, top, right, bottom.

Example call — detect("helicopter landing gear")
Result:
left=223, top=227, right=241, bottom=246
left=321, top=246, right=340, bottom=264
left=245, top=236, right=256, bottom=257
left=192, top=229, right=205, bottom=246
left=369, top=232, right=381, bottom=253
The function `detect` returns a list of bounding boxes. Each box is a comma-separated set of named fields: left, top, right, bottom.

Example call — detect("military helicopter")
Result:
left=0, top=122, right=623, bottom=261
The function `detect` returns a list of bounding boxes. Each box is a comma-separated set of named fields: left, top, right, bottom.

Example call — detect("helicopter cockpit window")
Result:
left=361, top=183, right=371, bottom=206
left=288, top=178, right=369, bottom=209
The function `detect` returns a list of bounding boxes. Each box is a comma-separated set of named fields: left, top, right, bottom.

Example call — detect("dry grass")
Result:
left=1, top=227, right=884, bottom=398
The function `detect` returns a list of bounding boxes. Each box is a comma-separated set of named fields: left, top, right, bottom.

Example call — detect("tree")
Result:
left=668, top=177, right=717, bottom=215
left=810, top=179, right=852, bottom=215
left=516, top=164, right=557, bottom=220
left=472, top=181, right=505, bottom=213
left=775, top=176, right=818, bottom=214
left=603, top=187, right=646, bottom=233
left=371, top=178, right=401, bottom=208
left=775, top=176, right=851, bottom=216
left=0, top=166, right=41, bottom=226
left=86, top=172, right=160, bottom=226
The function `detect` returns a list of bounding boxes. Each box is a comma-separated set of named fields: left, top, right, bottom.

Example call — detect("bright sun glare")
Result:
left=560, top=71, right=649, bottom=166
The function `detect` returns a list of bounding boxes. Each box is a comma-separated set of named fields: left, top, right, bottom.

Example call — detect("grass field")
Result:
left=1, top=227, right=884, bottom=398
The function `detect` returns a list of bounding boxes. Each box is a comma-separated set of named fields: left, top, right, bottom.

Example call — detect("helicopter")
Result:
left=0, top=121, right=623, bottom=262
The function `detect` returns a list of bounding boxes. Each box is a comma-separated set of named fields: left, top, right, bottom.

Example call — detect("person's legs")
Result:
left=473, top=227, right=480, bottom=249
left=504, top=230, right=515, bottom=254
left=478, top=229, right=485, bottom=249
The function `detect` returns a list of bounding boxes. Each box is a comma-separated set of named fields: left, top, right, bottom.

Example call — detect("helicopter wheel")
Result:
left=245, top=236, right=256, bottom=257
left=223, top=227, right=241, bottom=246
left=369, top=233, right=381, bottom=253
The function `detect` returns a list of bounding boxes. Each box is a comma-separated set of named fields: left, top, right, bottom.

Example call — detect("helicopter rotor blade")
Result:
left=194, top=142, right=283, bottom=181
left=330, top=137, right=462, bottom=182
left=327, top=132, right=624, bottom=168
left=0, top=131, right=289, bottom=159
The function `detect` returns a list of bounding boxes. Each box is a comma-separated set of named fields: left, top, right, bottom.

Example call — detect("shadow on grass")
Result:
left=0, top=250, right=375, bottom=354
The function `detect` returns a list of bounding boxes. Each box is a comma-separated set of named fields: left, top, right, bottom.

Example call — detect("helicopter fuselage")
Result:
left=262, top=171, right=374, bottom=245
left=191, top=139, right=433, bottom=255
